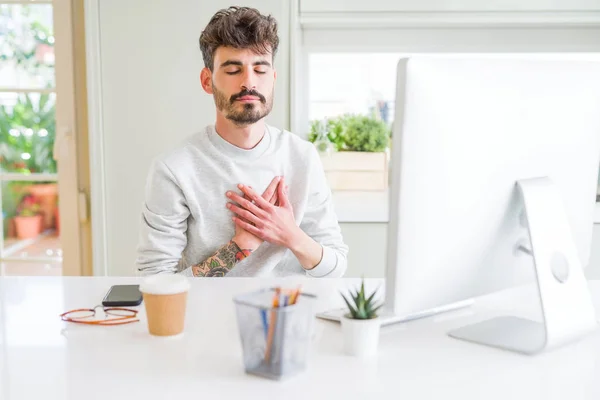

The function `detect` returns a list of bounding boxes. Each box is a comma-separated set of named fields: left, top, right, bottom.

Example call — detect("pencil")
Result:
left=264, top=288, right=280, bottom=362
left=289, top=286, right=302, bottom=305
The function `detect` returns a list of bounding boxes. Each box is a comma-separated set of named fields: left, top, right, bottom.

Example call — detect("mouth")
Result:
left=235, top=96, right=260, bottom=102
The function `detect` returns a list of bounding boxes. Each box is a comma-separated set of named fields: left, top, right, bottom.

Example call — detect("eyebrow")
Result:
left=219, top=60, right=272, bottom=69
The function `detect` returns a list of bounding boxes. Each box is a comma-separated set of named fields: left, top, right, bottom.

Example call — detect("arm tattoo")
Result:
left=191, top=240, right=253, bottom=277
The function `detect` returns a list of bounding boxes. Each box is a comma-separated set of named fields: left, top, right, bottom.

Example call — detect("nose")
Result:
left=240, top=68, right=257, bottom=92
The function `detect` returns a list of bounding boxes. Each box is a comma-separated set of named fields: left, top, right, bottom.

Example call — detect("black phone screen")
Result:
left=103, top=285, right=143, bottom=306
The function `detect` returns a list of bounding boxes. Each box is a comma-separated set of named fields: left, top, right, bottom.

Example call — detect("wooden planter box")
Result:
left=320, top=151, right=388, bottom=191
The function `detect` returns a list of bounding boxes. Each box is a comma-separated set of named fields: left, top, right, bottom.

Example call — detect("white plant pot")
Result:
left=341, top=315, right=381, bottom=357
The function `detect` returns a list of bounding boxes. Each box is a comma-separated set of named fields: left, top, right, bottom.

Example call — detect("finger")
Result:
left=268, top=183, right=279, bottom=205
left=269, top=181, right=283, bottom=205
left=238, top=184, right=272, bottom=210
left=232, top=216, right=262, bottom=238
left=262, top=177, right=281, bottom=202
left=227, top=191, right=268, bottom=219
left=237, top=215, right=254, bottom=226
left=273, top=181, right=287, bottom=207
left=229, top=191, right=265, bottom=218
left=277, top=178, right=289, bottom=208
left=247, top=186, right=278, bottom=207
left=227, top=203, right=263, bottom=228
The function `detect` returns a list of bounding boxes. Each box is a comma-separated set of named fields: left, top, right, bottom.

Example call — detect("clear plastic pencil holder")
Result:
left=233, top=288, right=316, bottom=380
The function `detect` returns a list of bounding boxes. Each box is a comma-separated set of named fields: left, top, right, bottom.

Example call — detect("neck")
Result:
left=214, top=113, right=266, bottom=150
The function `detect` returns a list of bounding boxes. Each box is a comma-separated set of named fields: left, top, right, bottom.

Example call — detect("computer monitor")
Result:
left=385, top=56, right=600, bottom=353
left=316, top=56, right=600, bottom=353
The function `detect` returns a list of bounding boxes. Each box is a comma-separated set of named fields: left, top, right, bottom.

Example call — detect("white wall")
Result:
left=341, top=223, right=387, bottom=278
left=91, top=0, right=600, bottom=278
left=95, top=0, right=289, bottom=275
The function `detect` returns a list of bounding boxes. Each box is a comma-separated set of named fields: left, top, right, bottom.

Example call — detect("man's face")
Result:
left=202, top=46, right=276, bottom=126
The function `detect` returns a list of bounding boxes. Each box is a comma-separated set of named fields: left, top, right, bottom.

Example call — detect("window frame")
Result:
left=294, top=9, right=600, bottom=219
left=0, top=0, right=90, bottom=275
left=0, top=1, right=58, bottom=265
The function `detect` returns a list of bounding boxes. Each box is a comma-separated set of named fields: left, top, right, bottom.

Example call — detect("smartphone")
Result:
left=102, top=285, right=143, bottom=307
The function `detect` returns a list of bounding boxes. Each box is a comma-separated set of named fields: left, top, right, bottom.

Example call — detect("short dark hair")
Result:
left=199, top=6, right=279, bottom=71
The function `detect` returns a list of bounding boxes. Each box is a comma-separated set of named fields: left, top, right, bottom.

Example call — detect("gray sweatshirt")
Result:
left=135, top=125, right=349, bottom=277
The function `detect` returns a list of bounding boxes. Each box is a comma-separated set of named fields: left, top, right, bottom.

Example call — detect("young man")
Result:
left=135, top=6, right=348, bottom=277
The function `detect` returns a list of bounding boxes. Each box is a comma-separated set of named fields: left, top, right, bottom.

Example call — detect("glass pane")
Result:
left=0, top=91, right=56, bottom=173
left=0, top=3, right=55, bottom=89
left=309, top=53, right=600, bottom=197
left=309, top=53, right=400, bottom=125
left=309, top=52, right=600, bottom=125
left=2, top=180, right=61, bottom=260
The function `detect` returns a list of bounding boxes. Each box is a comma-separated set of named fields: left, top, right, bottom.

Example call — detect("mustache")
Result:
left=230, top=89, right=266, bottom=104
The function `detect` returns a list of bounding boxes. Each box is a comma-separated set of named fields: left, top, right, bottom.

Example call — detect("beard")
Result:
left=212, top=82, right=274, bottom=126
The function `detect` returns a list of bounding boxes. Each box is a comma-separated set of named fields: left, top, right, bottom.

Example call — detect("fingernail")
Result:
left=226, top=191, right=232, bottom=197
left=238, top=184, right=244, bottom=189
left=231, top=217, right=236, bottom=221
left=226, top=203, right=231, bottom=208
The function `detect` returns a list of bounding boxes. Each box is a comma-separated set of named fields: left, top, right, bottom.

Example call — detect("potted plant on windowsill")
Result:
left=340, top=279, right=383, bottom=357
left=13, top=194, right=43, bottom=240
left=308, top=114, right=390, bottom=191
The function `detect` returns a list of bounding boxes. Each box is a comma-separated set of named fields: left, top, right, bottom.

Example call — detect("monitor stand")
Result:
left=316, top=298, right=474, bottom=327
left=448, top=177, right=598, bottom=354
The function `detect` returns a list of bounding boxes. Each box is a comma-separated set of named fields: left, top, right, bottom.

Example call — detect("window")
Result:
left=308, top=52, right=600, bottom=126
left=0, top=2, right=62, bottom=276
left=305, top=52, right=600, bottom=198
left=309, top=53, right=399, bottom=125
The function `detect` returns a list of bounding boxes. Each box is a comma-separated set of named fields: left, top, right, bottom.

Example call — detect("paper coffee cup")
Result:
left=139, top=275, right=190, bottom=337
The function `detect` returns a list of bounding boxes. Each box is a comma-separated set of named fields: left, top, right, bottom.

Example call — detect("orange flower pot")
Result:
left=27, top=183, right=58, bottom=230
left=14, top=215, right=43, bottom=240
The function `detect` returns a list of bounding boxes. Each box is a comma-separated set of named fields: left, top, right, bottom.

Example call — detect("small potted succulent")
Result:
left=13, top=194, right=43, bottom=239
left=340, top=279, right=383, bottom=357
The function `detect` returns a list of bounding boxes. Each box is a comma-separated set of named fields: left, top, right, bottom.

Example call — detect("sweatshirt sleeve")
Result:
left=299, top=147, right=349, bottom=278
left=135, top=159, right=191, bottom=276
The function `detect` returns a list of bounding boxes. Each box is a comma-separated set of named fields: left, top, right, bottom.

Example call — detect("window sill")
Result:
left=334, top=193, right=600, bottom=224
left=332, top=190, right=389, bottom=223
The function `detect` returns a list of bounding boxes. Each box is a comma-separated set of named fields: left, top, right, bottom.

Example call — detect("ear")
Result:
left=200, top=67, right=213, bottom=94
left=273, top=68, right=277, bottom=83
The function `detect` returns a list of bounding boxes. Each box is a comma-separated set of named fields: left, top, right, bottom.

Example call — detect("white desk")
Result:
left=2, top=277, right=600, bottom=400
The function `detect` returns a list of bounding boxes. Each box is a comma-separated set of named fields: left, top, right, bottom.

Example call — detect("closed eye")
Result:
left=225, top=70, right=267, bottom=75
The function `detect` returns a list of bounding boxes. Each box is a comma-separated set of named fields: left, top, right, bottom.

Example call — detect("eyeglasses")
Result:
left=60, top=305, right=139, bottom=326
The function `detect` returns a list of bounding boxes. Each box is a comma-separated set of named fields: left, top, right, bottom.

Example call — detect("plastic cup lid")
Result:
left=139, top=274, right=190, bottom=295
